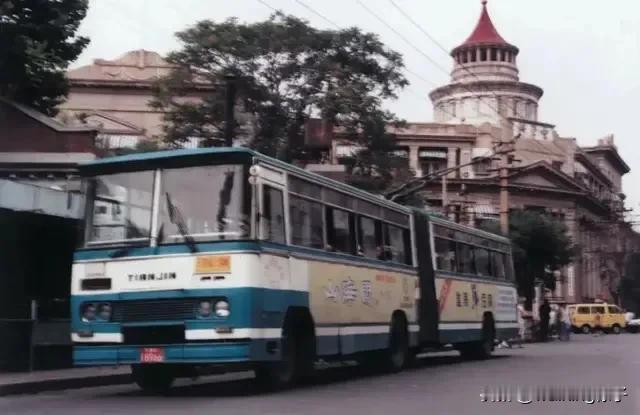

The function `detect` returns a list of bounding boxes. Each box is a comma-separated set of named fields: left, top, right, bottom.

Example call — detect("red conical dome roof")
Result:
left=455, top=1, right=516, bottom=51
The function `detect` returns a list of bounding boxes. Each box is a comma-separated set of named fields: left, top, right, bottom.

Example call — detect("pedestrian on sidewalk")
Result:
left=539, top=299, right=551, bottom=342
left=515, top=298, right=528, bottom=347
left=560, top=304, right=571, bottom=341
left=549, top=305, right=558, bottom=339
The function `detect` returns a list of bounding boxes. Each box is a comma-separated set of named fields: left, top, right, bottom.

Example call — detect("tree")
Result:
left=0, top=0, right=90, bottom=116
left=479, top=210, right=574, bottom=309
left=151, top=13, right=410, bottom=191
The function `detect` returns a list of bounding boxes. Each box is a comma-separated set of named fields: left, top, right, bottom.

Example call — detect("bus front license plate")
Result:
left=140, top=348, right=165, bottom=363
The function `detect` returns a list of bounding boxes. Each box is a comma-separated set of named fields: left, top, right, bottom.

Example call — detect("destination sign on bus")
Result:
left=127, top=272, right=177, bottom=282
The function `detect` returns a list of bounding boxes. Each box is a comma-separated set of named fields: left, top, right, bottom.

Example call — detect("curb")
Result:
left=0, top=373, right=132, bottom=396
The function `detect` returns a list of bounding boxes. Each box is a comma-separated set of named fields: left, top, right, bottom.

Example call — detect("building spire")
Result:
left=460, top=0, right=508, bottom=47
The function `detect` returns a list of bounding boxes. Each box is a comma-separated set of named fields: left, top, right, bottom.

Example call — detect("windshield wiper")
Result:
left=165, top=192, right=199, bottom=253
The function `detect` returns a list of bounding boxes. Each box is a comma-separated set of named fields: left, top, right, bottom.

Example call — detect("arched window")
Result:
left=490, top=48, right=497, bottom=61
left=480, top=48, right=487, bottom=61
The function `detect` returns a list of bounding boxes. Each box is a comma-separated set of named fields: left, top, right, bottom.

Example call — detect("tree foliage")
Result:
left=0, top=0, right=90, bottom=116
left=151, top=13, right=411, bottom=191
left=479, top=210, right=574, bottom=308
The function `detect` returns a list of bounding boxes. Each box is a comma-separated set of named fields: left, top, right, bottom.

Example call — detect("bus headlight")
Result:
left=97, top=303, right=112, bottom=321
left=215, top=300, right=230, bottom=318
left=197, top=300, right=213, bottom=318
left=81, top=303, right=97, bottom=322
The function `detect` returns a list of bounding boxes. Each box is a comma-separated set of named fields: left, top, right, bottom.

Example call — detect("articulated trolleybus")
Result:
left=71, top=147, right=517, bottom=392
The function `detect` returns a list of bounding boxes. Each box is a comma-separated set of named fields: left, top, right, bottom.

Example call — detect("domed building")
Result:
left=430, top=0, right=543, bottom=126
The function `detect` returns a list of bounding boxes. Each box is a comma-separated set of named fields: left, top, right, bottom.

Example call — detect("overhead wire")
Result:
left=355, top=0, right=503, bottom=119
left=388, top=0, right=509, bottom=105
left=255, top=0, right=514, bottom=201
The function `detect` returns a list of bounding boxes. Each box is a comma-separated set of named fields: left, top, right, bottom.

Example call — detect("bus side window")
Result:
left=383, top=223, right=411, bottom=264
left=473, top=247, right=491, bottom=277
left=492, top=251, right=506, bottom=280
left=435, top=237, right=457, bottom=271
left=357, top=215, right=382, bottom=259
left=505, top=253, right=515, bottom=281
left=457, top=243, right=476, bottom=275
left=289, top=195, right=323, bottom=249
left=325, top=207, right=355, bottom=254
left=262, top=186, right=286, bottom=244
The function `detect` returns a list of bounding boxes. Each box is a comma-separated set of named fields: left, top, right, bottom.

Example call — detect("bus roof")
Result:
left=80, top=147, right=510, bottom=244
left=81, top=147, right=412, bottom=214
left=81, top=147, right=256, bottom=167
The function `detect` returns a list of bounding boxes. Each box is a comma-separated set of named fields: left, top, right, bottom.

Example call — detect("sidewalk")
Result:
left=0, top=366, right=132, bottom=396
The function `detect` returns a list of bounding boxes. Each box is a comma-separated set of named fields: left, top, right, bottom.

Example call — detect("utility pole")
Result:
left=223, top=74, right=236, bottom=147
left=441, top=174, right=448, bottom=218
left=499, top=118, right=514, bottom=235
left=499, top=159, right=509, bottom=235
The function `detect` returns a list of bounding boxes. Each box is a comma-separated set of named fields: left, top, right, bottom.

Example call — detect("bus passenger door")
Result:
left=413, top=213, right=439, bottom=344
left=258, top=178, right=292, bottom=319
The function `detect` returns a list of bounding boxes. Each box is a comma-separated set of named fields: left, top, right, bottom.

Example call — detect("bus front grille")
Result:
left=111, top=299, right=201, bottom=322
left=122, top=325, right=185, bottom=345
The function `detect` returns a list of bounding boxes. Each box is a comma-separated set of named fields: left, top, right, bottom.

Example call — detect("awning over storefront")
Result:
left=0, top=179, right=84, bottom=219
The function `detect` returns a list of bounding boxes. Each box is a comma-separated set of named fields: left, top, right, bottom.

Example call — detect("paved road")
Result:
left=2, top=334, right=639, bottom=415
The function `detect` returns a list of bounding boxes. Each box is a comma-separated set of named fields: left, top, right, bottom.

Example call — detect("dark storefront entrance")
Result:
left=0, top=209, right=78, bottom=371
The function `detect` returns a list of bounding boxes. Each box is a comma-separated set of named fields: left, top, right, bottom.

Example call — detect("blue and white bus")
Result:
left=71, top=147, right=518, bottom=392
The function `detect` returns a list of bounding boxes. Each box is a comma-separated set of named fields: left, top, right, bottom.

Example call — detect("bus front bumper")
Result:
left=73, top=341, right=272, bottom=366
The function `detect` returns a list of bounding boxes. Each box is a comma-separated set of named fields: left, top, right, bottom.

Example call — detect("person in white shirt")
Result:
left=549, top=307, right=558, bottom=338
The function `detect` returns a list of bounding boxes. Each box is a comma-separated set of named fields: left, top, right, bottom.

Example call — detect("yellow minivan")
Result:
left=567, top=303, right=626, bottom=334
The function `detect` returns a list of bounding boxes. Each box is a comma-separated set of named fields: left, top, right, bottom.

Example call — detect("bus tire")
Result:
left=255, top=310, right=315, bottom=389
left=131, top=364, right=175, bottom=394
left=460, top=314, right=495, bottom=360
left=611, top=324, right=622, bottom=334
left=581, top=324, right=591, bottom=334
left=384, top=312, right=409, bottom=372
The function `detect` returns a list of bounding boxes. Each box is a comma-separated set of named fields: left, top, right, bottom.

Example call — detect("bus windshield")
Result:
left=85, top=164, right=250, bottom=246
left=158, top=164, right=250, bottom=243
left=87, top=170, right=155, bottom=245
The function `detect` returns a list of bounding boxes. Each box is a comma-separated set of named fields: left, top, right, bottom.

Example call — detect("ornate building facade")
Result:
left=306, top=1, right=637, bottom=304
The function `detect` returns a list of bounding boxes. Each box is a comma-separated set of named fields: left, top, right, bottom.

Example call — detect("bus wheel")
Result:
left=255, top=312, right=314, bottom=389
left=131, top=365, right=175, bottom=394
left=384, top=313, right=409, bottom=372
left=581, top=325, right=591, bottom=334
left=612, top=324, right=622, bottom=335
left=460, top=317, right=495, bottom=360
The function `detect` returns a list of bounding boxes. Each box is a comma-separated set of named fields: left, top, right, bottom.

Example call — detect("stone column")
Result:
left=447, top=147, right=457, bottom=178
left=475, top=48, right=480, bottom=62
left=409, top=145, right=420, bottom=176
left=460, top=148, right=472, bottom=178
left=497, top=49, right=503, bottom=62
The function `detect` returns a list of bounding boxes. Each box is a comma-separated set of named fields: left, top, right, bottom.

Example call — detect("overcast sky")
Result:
left=74, top=0, right=640, bottom=214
